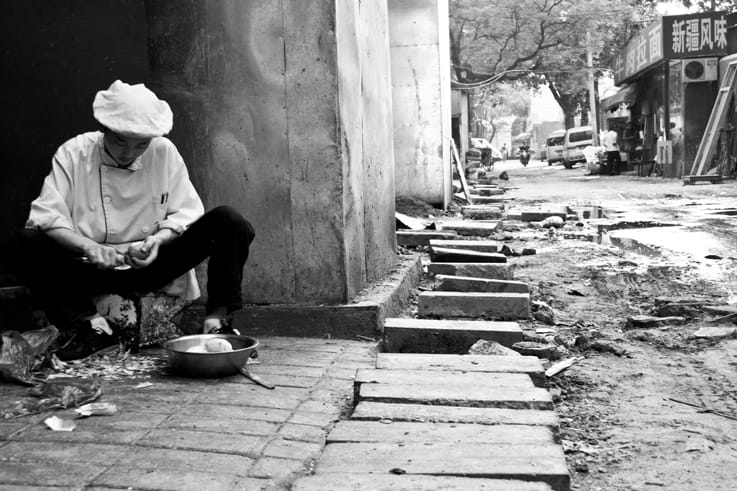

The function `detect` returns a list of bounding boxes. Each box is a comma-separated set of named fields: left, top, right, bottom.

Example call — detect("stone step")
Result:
left=429, top=247, right=507, bottom=263
left=313, top=443, right=570, bottom=491
left=293, top=474, right=555, bottom=491
left=328, top=420, right=554, bottom=444
left=354, top=369, right=535, bottom=392
left=435, top=274, right=529, bottom=293
left=358, top=383, right=553, bottom=410
left=429, top=239, right=500, bottom=253
left=396, top=230, right=458, bottom=247
left=476, top=187, right=506, bottom=196
left=418, top=291, right=530, bottom=320
left=461, top=206, right=504, bottom=219
left=383, top=317, right=522, bottom=352
left=437, top=221, right=500, bottom=236
left=376, top=353, right=545, bottom=386
left=352, top=401, right=559, bottom=426
left=519, top=209, right=568, bottom=222
left=468, top=195, right=507, bottom=204
left=428, top=263, right=512, bottom=280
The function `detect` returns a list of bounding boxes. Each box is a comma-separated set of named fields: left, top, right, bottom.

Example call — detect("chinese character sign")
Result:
left=614, top=20, right=664, bottom=85
left=663, top=12, right=727, bottom=58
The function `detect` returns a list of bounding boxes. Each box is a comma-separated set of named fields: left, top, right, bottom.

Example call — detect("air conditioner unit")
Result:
left=682, top=58, right=718, bottom=83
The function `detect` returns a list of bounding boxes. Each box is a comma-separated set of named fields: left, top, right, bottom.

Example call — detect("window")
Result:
left=569, top=131, right=592, bottom=143
left=547, top=136, right=565, bottom=146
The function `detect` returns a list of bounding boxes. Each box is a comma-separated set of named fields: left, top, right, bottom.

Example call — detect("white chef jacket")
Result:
left=26, top=131, right=204, bottom=300
left=601, top=130, right=619, bottom=152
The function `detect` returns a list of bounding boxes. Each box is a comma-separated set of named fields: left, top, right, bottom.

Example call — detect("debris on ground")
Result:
left=0, top=326, right=59, bottom=385
left=545, top=357, right=585, bottom=377
left=511, top=341, right=565, bottom=360
left=624, top=315, right=687, bottom=330
left=44, top=415, right=76, bottom=432
left=2, top=378, right=102, bottom=419
left=690, top=326, right=737, bottom=339
left=467, top=339, right=520, bottom=356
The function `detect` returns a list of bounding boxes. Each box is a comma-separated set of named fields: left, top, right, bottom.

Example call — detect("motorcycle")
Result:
left=519, top=146, right=530, bottom=167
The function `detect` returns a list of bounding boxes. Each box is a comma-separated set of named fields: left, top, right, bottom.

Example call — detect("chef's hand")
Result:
left=125, top=236, right=161, bottom=269
left=83, top=243, right=126, bottom=269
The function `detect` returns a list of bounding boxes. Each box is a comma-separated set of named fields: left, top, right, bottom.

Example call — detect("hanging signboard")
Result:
left=614, top=11, right=727, bottom=86
left=663, top=12, right=728, bottom=59
left=613, top=20, right=664, bottom=85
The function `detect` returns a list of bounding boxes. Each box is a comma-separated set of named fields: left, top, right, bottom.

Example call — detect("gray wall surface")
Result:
left=146, top=0, right=397, bottom=304
left=389, top=0, right=452, bottom=207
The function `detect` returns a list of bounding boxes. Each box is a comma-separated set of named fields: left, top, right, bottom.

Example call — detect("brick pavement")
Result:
left=0, top=337, right=377, bottom=490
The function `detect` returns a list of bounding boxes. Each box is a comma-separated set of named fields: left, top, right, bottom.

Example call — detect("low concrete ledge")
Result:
left=232, top=254, right=423, bottom=338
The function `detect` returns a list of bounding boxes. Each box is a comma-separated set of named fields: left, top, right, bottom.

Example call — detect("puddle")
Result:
left=609, top=226, right=729, bottom=259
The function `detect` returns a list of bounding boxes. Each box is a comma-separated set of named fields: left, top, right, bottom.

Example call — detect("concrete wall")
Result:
left=146, top=0, right=396, bottom=304
left=389, top=0, right=452, bottom=208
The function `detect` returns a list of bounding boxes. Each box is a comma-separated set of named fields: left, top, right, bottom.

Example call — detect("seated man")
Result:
left=0, top=80, right=255, bottom=360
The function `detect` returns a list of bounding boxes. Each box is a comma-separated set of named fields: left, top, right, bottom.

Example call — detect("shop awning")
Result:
left=602, top=84, right=636, bottom=111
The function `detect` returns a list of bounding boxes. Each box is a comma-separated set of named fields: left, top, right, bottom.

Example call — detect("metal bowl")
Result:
left=163, top=334, right=259, bottom=378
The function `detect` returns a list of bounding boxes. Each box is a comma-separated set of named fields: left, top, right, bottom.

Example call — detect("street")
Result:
left=456, top=165, right=737, bottom=490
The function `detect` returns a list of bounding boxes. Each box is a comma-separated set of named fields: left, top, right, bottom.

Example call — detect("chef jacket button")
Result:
left=142, top=226, right=150, bottom=233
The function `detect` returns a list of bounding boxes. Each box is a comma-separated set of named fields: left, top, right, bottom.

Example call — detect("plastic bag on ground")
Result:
left=0, top=326, right=59, bottom=385
left=2, top=378, right=103, bottom=419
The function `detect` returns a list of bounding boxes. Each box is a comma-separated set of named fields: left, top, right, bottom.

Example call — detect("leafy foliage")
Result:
left=450, top=0, right=654, bottom=128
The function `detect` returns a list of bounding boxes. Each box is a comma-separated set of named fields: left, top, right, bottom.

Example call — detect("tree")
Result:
left=471, top=83, right=530, bottom=141
left=449, top=0, right=649, bottom=129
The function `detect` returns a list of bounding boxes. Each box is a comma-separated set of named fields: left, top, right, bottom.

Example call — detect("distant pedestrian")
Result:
left=601, top=129, right=621, bottom=175
left=501, top=144, right=508, bottom=161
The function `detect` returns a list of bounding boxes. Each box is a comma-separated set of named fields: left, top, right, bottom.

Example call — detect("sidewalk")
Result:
left=0, top=337, right=377, bottom=490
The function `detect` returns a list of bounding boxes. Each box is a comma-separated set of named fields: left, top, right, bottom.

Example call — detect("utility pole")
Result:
left=587, top=31, right=599, bottom=145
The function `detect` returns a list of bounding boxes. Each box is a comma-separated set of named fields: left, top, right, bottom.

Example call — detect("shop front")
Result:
left=610, top=11, right=727, bottom=177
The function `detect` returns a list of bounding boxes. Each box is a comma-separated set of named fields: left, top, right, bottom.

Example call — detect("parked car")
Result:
left=546, top=129, right=566, bottom=166
left=563, top=126, right=594, bottom=169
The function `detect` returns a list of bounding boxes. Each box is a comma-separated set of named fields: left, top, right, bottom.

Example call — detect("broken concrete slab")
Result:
left=383, top=317, right=523, bottom=352
left=429, top=239, right=500, bottom=253
left=358, top=383, right=554, bottom=410
left=293, top=474, right=555, bottom=491
left=520, top=209, right=567, bottom=222
left=476, top=187, right=506, bottom=196
left=429, top=247, right=507, bottom=263
left=327, top=421, right=555, bottom=444
left=376, top=353, right=545, bottom=386
left=314, top=442, right=569, bottom=491
left=396, top=230, right=458, bottom=247
left=232, top=254, right=421, bottom=338
left=352, top=401, right=559, bottom=426
left=468, top=195, right=508, bottom=204
left=461, top=206, right=504, bottom=220
left=624, top=315, right=687, bottom=330
left=429, top=263, right=513, bottom=280
left=437, top=221, right=501, bottom=236
left=435, top=274, right=529, bottom=293
left=354, top=369, right=535, bottom=393
left=418, top=291, right=530, bottom=320
left=691, top=326, right=737, bottom=339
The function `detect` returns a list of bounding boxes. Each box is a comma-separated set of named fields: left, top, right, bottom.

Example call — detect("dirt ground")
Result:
left=398, top=159, right=737, bottom=491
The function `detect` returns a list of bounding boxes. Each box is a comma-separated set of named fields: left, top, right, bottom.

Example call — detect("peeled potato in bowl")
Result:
left=205, top=338, right=233, bottom=353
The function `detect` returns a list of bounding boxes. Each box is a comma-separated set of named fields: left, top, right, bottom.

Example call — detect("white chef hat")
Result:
left=93, top=80, right=173, bottom=138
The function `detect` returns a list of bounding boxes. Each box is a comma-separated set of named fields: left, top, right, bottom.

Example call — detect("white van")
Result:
left=563, top=126, right=594, bottom=168
left=545, top=130, right=566, bottom=166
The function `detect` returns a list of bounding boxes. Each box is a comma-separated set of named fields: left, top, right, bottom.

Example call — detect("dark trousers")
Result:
left=607, top=151, right=622, bottom=175
left=1, top=206, right=255, bottom=329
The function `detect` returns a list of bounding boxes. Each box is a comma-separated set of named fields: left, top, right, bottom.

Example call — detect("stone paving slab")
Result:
left=468, top=195, right=507, bottom=204
left=429, top=247, right=507, bottom=263
left=314, top=442, right=569, bottom=491
left=358, top=384, right=553, bottom=410
left=354, top=368, right=535, bottom=391
left=429, top=238, right=501, bottom=252
left=383, top=317, right=522, bottom=352
left=428, top=262, right=512, bottom=280
left=437, top=221, right=500, bottom=236
left=293, top=474, right=555, bottom=490
left=461, top=206, right=504, bottom=219
left=435, top=274, right=529, bottom=293
left=327, top=420, right=555, bottom=444
left=376, top=353, right=545, bottom=386
left=396, top=230, right=459, bottom=247
left=476, top=187, right=506, bottom=196
left=418, top=291, right=530, bottom=319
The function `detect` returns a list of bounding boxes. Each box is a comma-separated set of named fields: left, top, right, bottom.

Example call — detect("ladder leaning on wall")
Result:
left=692, top=60, right=737, bottom=176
